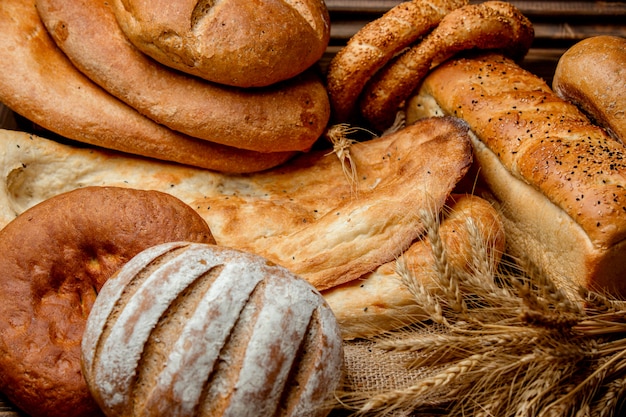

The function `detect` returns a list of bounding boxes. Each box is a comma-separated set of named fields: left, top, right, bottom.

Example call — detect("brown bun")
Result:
left=0, top=186, right=215, bottom=417
left=36, top=0, right=330, bottom=153
left=553, top=35, right=626, bottom=143
left=0, top=0, right=294, bottom=173
left=406, top=53, right=626, bottom=297
left=110, top=0, right=330, bottom=88
left=82, top=242, right=343, bottom=417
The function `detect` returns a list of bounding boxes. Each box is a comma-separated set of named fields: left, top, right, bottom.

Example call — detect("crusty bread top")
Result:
left=553, top=35, right=626, bottom=144
left=111, top=0, right=330, bottom=87
left=411, top=53, right=626, bottom=249
left=0, top=116, right=472, bottom=291
left=36, top=0, right=331, bottom=153
left=0, top=0, right=294, bottom=173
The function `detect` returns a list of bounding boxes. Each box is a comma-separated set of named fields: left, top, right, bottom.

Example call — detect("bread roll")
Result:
left=110, top=0, right=330, bottom=88
left=0, top=0, right=294, bottom=173
left=0, top=116, right=472, bottom=292
left=0, top=187, right=214, bottom=417
left=82, top=242, right=343, bottom=417
left=36, top=0, right=330, bottom=153
left=553, top=35, right=626, bottom=143
left=407, top=53, right=626, bottom=297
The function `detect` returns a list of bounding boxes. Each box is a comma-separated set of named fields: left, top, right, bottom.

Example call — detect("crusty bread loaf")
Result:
left=110, top=0, right=330, bottom=88
left=0, top=0, right=294, bottom=173
left=322, top=193, right=505, bottom=340
left=36, top=0, right=330, bottom=153
left=82, top=242, right=343, bottom=417
left=0, top=115, right=472, bottom=293
left=553, top=35, right=626, bottom=144
left=407, top=53, right=626, bottom=297
left=0, top=187, right=214, bottom=417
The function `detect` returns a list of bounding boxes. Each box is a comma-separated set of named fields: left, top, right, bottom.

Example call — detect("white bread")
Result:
left=553, top=35, right=626, bottom=144
left=0, top=116, right=472, bottom=292
left=35, top=0, right=330, bottom=153
left=110, top=0, right=330, bottom=88
left=82, top=242, right=343, bottom=417
left=407, top=53, right=626, bottom=297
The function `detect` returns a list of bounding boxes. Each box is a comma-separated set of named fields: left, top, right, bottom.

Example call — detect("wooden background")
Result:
left=2, top=1, right=626, bottom=416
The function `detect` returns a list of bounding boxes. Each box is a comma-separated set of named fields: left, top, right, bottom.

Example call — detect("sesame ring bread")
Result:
left=553, top=35, right=626, bottom=144
left=0, top=0, right=295, bottom=173
left=110, top=0, right=330, bottom=88
left=36, top=0, right=330, bottom=153
left=325, top=0, right=468, bottom=122
left=82, top=241, right=344, bottom=417
left=0, top=186, right=215, bottom=417
left=360, top=0, right=533, bottom=131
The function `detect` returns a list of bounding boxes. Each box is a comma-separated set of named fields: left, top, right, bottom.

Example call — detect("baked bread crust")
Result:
left=0, top=0, right=294, bottom=172
left=361, top=1, right=533, bottom=131
left=111, top=0, right=330, bottom=87
left=82, top=242, right=343, bottom=417
left=322, top=193, right=505, bottom=340
left=0, top=186, right=214, bottom=417
left=0, top=116, right=472, bottom=292
left=36, top=0, right=330, bottom=153
left=325, top=0, right=469, bottom=122
left=407, top=53, right=626, bottom=296
left=553, top=35, right=626, bottom=144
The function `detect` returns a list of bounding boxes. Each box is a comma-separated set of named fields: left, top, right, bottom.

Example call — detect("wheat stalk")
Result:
left=334, top=205, right=626, bottom=416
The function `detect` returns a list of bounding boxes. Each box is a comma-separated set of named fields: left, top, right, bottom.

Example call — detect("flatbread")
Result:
left=0, top=116, right=472, bottom=291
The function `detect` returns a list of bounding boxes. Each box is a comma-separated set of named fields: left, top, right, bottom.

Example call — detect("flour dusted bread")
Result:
left=82, top=242, right=343, bottom=417
left=553, top=36, right=626, bottom=143
left=0, top=187, right=214, bottom=417
left=111, top=0, right=330, bottom=87
left=0, top=0, right=295, bottom=172
left=0, top=116, right=472, bottom=292
left=407, top=53, right=626, bottom=296
left=36, top=0, right=330, bottom=153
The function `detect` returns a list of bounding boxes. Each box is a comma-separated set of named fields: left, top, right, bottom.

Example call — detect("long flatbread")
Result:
left=0, top=116, right=472, bottom=291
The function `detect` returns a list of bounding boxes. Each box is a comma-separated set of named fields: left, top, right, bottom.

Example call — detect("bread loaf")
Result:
left=0, top=187, right=214, bottom=417
left=110, top=0, right=330, bottom=88
left=0, top=0, right=295, bottom=172
left=0, top=116, right=472, bottom=292
left=407, top=53, right=626, bottom=297
left=553, top=35, right=626, bottom=143
left=82, top=242, right=343, bottom=417
left=36, top=0, right=330, bottom=153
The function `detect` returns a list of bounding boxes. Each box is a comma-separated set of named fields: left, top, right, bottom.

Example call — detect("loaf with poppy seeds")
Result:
left=81, top=241, right=343, bottom=417
left=406, top=53, right=626, bottom=297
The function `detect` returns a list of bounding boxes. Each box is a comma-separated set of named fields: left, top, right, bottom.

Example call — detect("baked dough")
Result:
left=0, top=0, right=294, bottom=172
left=0, top=116, right=472, bottom=291
left=36, top=0, right=330, bottom=153
left=0, top=187, right=214, bottom=417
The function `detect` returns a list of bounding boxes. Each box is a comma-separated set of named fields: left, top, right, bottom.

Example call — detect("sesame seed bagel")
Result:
left=0, top=186, right=215, bottom=417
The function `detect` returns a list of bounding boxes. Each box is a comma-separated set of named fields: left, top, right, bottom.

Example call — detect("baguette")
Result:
left=553, top=35, right=626, bottom=144
left=0, top=0, right=294, bottom=173
left=36, top=0, right=330, bottom=153
left=407, top=53, right=626, bottom=296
